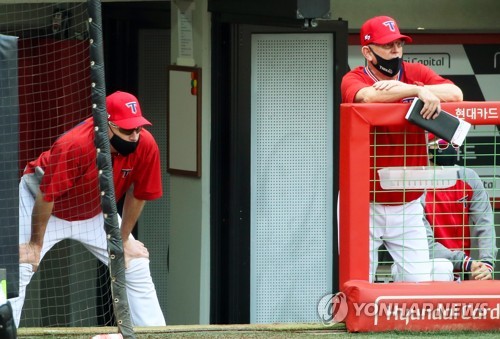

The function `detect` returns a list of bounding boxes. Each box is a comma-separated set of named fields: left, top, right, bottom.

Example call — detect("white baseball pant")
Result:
left=391, top=258, right=454, bottom=282
left=370, top=198, right=432, bottom=283
left=9, top=175, right=166, bottom=327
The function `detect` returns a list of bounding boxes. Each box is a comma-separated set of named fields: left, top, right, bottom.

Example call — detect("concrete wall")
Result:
left=168, top=0, right=211, bottom=325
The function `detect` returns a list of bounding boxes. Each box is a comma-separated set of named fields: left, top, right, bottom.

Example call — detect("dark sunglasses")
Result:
left=108, top=121, right=143, bottom=135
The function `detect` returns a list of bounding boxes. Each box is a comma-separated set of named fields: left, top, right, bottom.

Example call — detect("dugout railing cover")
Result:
left=339, top=101, right=500, bottom=332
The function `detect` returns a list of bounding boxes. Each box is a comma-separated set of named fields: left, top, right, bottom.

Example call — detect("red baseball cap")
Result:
left=106, top=91, right=152, bottom=129
left=360, top=16, right=412, bottom=46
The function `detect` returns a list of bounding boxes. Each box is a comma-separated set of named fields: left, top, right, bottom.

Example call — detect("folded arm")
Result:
left=355, top=82, right=463, bottom=119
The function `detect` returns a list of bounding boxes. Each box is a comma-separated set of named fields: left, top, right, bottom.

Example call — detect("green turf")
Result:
left=16, top=324, right=500, bottom=338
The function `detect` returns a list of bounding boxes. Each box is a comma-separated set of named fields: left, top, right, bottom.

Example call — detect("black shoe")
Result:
left=0, top=301, right=17, bottom=339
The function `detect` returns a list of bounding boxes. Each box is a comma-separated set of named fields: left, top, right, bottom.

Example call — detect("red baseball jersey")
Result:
left=25, top=117, right=162, bottom=221
left=341, top=62, right=454, bottom=204
left=425, top=179, right=472, bottom=255
left=424, top=167, right=497, bottom=268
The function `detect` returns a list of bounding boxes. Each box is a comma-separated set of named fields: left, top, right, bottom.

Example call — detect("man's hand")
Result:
left=471, top=261, right=492, bottom=280
left=416, top=87, right=441, bottom=120
left=19, top=243, right=42, bottom=272
left=372, top=81, right=440, bottom=119
left=123, top=238, right=149, bottom=268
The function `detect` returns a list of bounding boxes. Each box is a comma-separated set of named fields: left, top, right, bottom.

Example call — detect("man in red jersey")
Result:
left=393, top=138, right=497, bottom=281
left=392, top=137, right=497, bottom=281
left=341, top=16, right=463, bottom=282
left=10, top=91, right=166, bottom=327
left=425, top=138, right=496, bottom=280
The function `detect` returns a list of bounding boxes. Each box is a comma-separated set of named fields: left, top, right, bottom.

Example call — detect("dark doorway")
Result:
left=102, top=1, right=170, bottom=94
left=97, top=1, right=170, bottom=325
left=210, top=13, right=347, bottom=324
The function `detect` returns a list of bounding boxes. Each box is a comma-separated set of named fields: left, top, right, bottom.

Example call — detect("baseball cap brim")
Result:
left=372, top=33, right=412, bottom=45
left=112, top=116, right=152, bottom=129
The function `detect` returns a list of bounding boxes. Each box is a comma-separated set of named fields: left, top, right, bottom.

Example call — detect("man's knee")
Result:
left=125, top=258, right=156, bottom=289
left=430, top=258, right=454, bottom=281
left=124, top=258, right=165, bottom=326
left=126, top=257, right=151, bottom=275
left=392, top=259, right=453, bottom=282
left=391, top=262, right=432, bottom=282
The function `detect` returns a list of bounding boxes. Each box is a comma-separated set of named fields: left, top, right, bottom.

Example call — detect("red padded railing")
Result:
left=339, top=101, right=500, bottom=288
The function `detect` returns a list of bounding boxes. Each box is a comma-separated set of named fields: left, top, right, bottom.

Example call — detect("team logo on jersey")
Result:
left=121, top=168, right=132, bottom=178
left=457, top=195, right=469, bottom=208
left=383, top=20, right=396, bottom=32
left=125, top=101, right=139, bottom=114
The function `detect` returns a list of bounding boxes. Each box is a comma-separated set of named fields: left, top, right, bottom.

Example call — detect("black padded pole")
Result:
left=0, top=34, right=20, bottom=300
left=87, top=1, right=136, bottom=337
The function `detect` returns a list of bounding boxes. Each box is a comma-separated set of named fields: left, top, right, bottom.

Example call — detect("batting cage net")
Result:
left=0, top=1, right=132, bottom=335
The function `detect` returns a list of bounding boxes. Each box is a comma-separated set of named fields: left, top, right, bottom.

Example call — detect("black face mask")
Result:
left=430, top=147, right=459, bottom=166
left=110, top=132, right=139, bottom=156
left=369, top=47, right=402, bottom=77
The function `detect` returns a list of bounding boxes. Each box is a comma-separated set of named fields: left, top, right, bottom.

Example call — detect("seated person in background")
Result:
left=393, top=136, right=497, bottom=281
